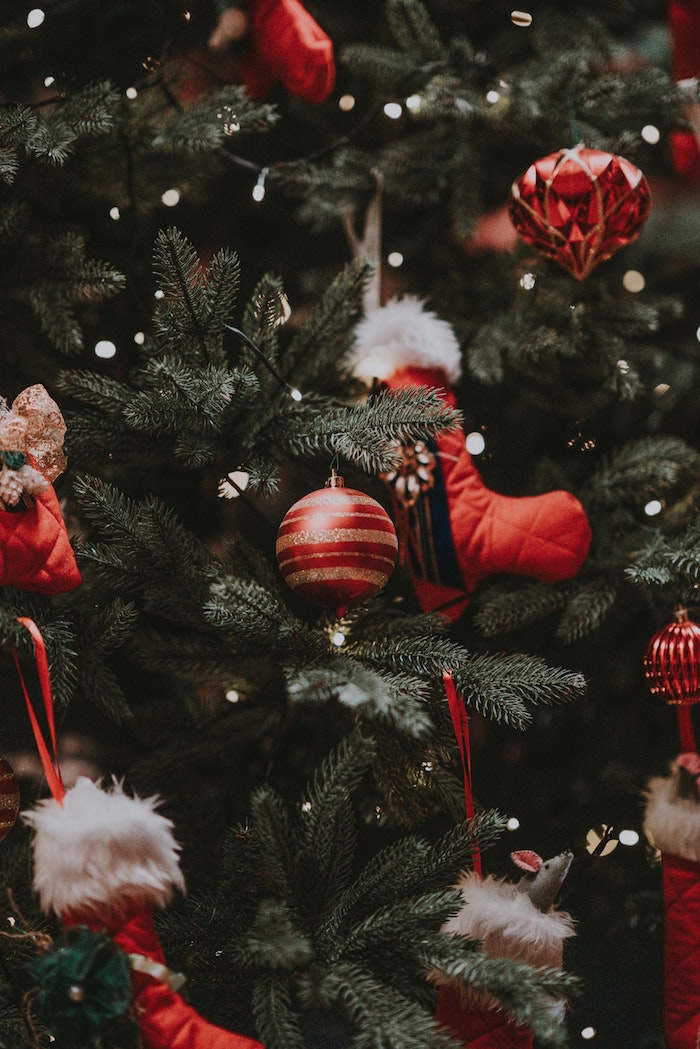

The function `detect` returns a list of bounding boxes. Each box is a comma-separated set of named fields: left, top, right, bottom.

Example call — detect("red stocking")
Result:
left=433, top=868, right=574, bottom=1049
left=644, top=757, right=700, bottom=1049
left=24, top=778, right=264, bottom=1049
left=350, top=298, right=591, bottom=621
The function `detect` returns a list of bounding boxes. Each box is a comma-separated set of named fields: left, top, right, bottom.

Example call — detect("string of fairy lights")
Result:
left=12, top=9, right=692, bottom=1041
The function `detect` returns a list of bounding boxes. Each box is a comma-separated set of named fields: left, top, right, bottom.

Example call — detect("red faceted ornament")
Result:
left=276, top=472, right=398, bottom=618
left=508, top=145, right=652, bottom=280
left=644, top=607, right=700, bottom=752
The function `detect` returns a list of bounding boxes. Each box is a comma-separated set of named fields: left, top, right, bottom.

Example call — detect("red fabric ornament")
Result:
left=276, top=472, right=398, bottom=618
left=0, top=485, right=81, bottom=594
left=24, top=778, right=265, bottom=1049
left=181, top=0, right=335, bottom=105
left=507, top=145, right=652, bottom=280
left=434, top=856, right=574, bottom=1049
left=350, top=298, right=592, bottom=621
left=0, top=385, right=80, bottom=595
left=644, top=759, right=700, bottom=1049
left=668, top=0, right=700, bottom=183
left=644, top=607, right=700, bottom=752
left=0, top=757, right=20, bottom=845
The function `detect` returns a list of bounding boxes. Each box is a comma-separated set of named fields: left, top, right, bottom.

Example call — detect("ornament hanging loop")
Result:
left=341, top=169, right=384, bottom=313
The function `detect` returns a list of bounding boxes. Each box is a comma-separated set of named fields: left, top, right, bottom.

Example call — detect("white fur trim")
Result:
left=349, top=296, right=462, bottom=384
left=23, top=777, right=185, bottom=919
left=644, top=773, right=700, bottom=862
left=442, top=873, right=575, bottom=969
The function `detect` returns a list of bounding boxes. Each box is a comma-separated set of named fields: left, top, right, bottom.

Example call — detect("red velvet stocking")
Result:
left=382, top=365, right=591, bottom=621
left=435, top=984, right=533, bottom=1049
left=66, top=908, right=264, bottom=1049
left=662, top=853, right=700, bottom=1049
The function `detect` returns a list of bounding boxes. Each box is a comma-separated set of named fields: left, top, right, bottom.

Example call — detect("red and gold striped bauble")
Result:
left=0, top=756, right=19, bottom=844
left=276, top=472, right=398, bottom=618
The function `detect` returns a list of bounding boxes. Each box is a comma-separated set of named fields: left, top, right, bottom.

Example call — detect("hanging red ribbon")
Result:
left=13, top=617, right=65, bottom=803
left=443, top=668, right=481, bottom=878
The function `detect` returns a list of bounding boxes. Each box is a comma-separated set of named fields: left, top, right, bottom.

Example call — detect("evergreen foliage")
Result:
left=0, top=0, right=696, bottom=1046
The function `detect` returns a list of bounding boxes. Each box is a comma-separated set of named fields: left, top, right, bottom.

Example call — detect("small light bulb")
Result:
left=695, top=324, right=700, bottom=343
left=623, top=270, right=645, bottom=293
left=507, top=817, right=520, bottom=831
left=331, top=631, right=346, bottom=647
left=511, top=10, right=532, bottom=26
left=94, top=340, right=117, bottom=359
left=641, top=124, right=660, bottom=145
left=161, top=188, right=180, bottom=207
left=109, top=206, right=120, bottom=220
left=617, top=359, right=630, bottom=374
left=27, top=8, right=45, bottom=28
left=154, top=289, right=164, bottom=299
left=338, top=94, right=355, bottom=112
left=466, top=431, right=486, bottom=455
left=225, top=689, right=240, bottom=703
left=486, top=89, right=500, bottom=104
left=421, top=760, right=433, bottom=772
left=405, top=94, right=422, bottom=111
left=387, top=251, right=404, bottom=268
left=644, top=499, right=663, bottom=516
left=581, top=1027, right=596, bottom=1040
left=619, top=829, right=639, bottom=846
left=133, top=331, right=145, bottom=345
left=183, top=9, right=191, bottom=19
left=301, top=801, right=312, bottom=813
left=654, top=383, right=670, bottom=395
left=252, top=167, right=269, bottom=203
left=125, top=86, right=138, bottom=100
left=519, top=272, right=536, bottom=290
left=383, top=102, right=403, bottom=119
left=290, top=388, right=302, bottom=402
left=43, top=75, right=55, bottom=87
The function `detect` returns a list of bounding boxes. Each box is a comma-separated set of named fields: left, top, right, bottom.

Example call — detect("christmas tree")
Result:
left=1, top=1, right=699, bottom=1046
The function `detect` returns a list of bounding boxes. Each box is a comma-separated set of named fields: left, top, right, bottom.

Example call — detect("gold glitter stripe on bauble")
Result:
left=280, top=511, right=394, bottom=527
left=280, top=550, right=397, bottom=568
left=285, top=567, right=391, bottom=586
left=276, top=528, right=398, bottom=551
left=0, top=794, right=18, bottom=810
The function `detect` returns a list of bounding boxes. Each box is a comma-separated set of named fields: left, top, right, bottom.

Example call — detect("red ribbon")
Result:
left=13, top=617, right=65, bottom=803
left=443, top=668, right=481, bottom=878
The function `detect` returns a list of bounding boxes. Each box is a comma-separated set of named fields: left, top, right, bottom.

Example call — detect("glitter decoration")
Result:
left=508, top=145, right=651, bottom=280
left=276, top=472, right=398, bottom=617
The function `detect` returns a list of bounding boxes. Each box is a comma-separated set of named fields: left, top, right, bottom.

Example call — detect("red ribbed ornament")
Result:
left=0, top=757, right=19, bottom=844
left=644, top=608, right=700, bottom=752
left=276, top=472, right=398, bottom=618
left=508, top=145, right=651, bottom=280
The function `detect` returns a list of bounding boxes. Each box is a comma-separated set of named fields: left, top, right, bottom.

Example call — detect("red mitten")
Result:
left=349, top=299, right=592, bottom=621
left=668, top=0, right=700, bottom=183
left=0, top=385, right=80, bottom=594
left=434, top=853, right=575, bottom=1049
left=24, top=778, right=265, bottom=1049
left=644, top=755, right=700, bottom=1049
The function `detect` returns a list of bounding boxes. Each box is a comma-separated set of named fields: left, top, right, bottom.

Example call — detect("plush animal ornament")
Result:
left=434, top=850, right=575, bottom=1049
left=643, top=753, right=700, bottom=1049
left=24, top=777, right=265, bottom=1049
left=0, top=385, right=81, bottom=594
left=182, top=0, right=335, bottom=105
left=348, top=298, right=592, bottom=621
